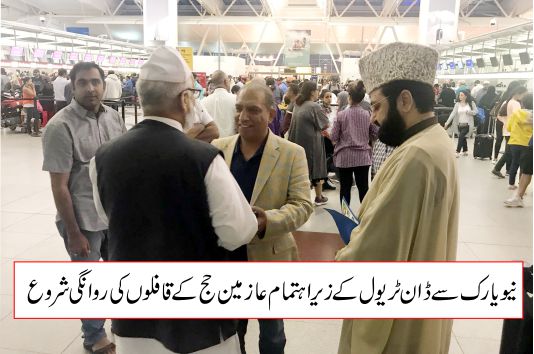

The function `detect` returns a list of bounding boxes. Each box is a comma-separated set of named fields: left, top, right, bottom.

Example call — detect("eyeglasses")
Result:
left=370, top=96, right=389, bottom=113
left=179, top=88, right=202, bottom=99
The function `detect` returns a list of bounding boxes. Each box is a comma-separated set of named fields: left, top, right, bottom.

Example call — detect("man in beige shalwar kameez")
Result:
left=336, top=43, right=460, bottom=354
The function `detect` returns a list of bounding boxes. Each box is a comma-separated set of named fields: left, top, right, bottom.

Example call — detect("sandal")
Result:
left=83, top=342, right=116, bottom=354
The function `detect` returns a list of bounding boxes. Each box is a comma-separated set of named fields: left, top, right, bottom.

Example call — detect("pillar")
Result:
left=419, top=0, right=461, bottom=45
left=143, top=0, right=178, bottom=48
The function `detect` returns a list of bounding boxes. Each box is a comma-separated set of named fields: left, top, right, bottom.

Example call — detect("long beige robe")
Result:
left=336, top=124, right=460, bottom=354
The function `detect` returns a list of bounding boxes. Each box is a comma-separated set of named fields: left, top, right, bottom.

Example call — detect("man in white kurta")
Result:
left=336, top=42, right=460, bottom=354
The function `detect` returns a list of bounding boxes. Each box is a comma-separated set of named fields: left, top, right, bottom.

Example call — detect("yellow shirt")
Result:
left=507, top=109, right=533, bottom=146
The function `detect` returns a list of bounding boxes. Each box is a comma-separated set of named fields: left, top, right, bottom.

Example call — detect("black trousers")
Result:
left=495, top=136, right=511, bottom=173
left=339, top=166, right=370, bottom=205
left=508, top=145, right=529, bottom=186
left=494, top=119, right=504, bottom=159
left=237, top=319, right=285, bottom=354
left=456, top=125, right=469, bottom=153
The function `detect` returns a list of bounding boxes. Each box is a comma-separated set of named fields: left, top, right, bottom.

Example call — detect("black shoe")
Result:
left=491, top=170, right=505, bottom=179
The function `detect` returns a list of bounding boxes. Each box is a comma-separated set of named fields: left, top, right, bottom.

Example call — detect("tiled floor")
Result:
left=0, top=111, right=531, bottom=353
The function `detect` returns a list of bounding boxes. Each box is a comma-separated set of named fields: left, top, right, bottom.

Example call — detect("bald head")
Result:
left=239, top=81, right=275, bottom=110
left=210, top=70, right=228, bottom=89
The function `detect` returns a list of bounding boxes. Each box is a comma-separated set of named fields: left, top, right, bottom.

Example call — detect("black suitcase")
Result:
left=474, top=106, right=495, bottom=160
left=473, top=134, right=494, bottom=159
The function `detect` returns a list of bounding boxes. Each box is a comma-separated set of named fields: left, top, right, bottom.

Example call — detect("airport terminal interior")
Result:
left=0, top=0, right=533, bottom=353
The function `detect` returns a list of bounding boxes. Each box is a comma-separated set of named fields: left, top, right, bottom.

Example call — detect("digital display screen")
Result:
left=10, top=46, right=24, bottom=57
left=448, top=62, right=455, bottom=70
left=33, top=48, right=46, bottom=58
left=476, top=58, right=485, bottom=68
left=490, top=57, right=499, bottom=67
left=108, top=56, right=117, bottom=64
left=129, top=59, right=137, bottom=66
left=97, top=54, right=105, bottom=62
left=502, top=54, right=513, bottom=66
left=52, top=51, right=63, bottom=59
left=69, top=52, right=79, bottom=60
left=519, top=52, right=531, bottom=65
left=465, top=59, right=473, bottom=68
left=120, top=57, right=127, bottom=65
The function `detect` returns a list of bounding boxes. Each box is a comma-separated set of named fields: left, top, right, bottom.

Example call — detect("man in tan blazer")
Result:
left=212, top=82, right=313, bottom=354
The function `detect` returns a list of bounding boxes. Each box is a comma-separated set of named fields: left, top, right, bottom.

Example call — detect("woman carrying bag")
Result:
left=445, top=91, right=478, bottom=157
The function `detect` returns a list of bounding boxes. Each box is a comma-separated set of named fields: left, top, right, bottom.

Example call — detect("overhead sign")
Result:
left=285, top=30, right=311, bottom=67
left=66, top=27, right=90, bottom=36
left=178, top=47, right=194, bottom=70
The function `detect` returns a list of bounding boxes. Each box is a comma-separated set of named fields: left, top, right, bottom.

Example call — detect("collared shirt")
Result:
left=52, top=76, right=69, bottom=101
left=228, top=136, right=266, bottom=261
left=42, top=98, right=127, bottom=231
left=230, top=137, right=266, bottom=203
left=202, top=88, right=237, bottom=138
left=89, top=115, right=258, bottom=251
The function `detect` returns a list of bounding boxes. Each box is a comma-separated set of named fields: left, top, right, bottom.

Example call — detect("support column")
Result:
left=143, top=0, right=178, bottom=47
left=419, top=0, right=461, bottom=45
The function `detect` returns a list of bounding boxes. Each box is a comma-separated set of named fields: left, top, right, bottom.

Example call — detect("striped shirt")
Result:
left=330, top=105, right=379, bottom=168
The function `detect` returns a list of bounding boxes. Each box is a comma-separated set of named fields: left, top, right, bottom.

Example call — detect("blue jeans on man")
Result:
left=56, top=220, right=109, bottom=349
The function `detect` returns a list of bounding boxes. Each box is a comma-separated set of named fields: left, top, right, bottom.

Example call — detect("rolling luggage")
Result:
left=473, top=107, right=494, bottom=160
left=473, top=134, right=494, bottom=159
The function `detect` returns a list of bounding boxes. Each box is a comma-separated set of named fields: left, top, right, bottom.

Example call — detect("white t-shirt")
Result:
left=183, top=100, right=214, bottom=132
left=52, top=76, right=69, bottom=101
left=202, top=88, right=237, bottom=138
left=458, top=104, right=470, bottom=124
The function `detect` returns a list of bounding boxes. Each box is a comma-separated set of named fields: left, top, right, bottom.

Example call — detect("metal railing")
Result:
left=30, top=95, right=139, bottom=124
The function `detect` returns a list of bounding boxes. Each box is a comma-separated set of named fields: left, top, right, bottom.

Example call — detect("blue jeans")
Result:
left=238, top=319, right=286, bottom=354
left=56, top=220, right=108, bottom=347
left=456, top=124, right=469, bottom=153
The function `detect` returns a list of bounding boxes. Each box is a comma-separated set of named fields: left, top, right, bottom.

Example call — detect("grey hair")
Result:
left=210, top=70, right=227, bottom=88
left=136, top=79, right=182, bottom=115
left=240, top=81, right=275, bottom=110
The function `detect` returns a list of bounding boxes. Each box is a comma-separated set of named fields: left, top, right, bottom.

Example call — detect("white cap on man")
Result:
left=139, top=47, right=192, bottom=85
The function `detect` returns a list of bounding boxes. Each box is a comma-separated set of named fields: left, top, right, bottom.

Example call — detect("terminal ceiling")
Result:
left=1, top=0, right=532, bottom=55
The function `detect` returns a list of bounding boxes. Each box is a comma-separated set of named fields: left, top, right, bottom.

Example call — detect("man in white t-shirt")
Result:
left=52, top=68, right=69, bottom=112
left=202, top=70, right=237, bottom=138
left=184, top=99, right=220, bottom=143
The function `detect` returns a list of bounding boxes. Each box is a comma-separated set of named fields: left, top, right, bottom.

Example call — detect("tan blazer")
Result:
left=212, top=131, right=313, bottom=261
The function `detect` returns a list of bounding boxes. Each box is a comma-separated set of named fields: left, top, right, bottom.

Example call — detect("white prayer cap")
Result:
left=359, top=42, right=439, bottom=93
left=139, top=46, right=192, bottom=85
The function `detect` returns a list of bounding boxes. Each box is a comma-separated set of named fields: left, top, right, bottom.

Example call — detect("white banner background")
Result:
left=13, top=261, right=523, bottom=319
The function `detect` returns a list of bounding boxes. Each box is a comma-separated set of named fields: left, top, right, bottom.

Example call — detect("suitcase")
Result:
left=473, top=134, right=494, bottom=159
left=473, top=106, right=495, bottom=160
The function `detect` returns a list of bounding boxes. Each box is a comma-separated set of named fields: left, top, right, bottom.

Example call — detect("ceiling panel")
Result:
left=16, top=37, right=55, bottom=43
left=52, top=41, right=86, bottom=47
left=495, top=43, right=531, bottom=49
